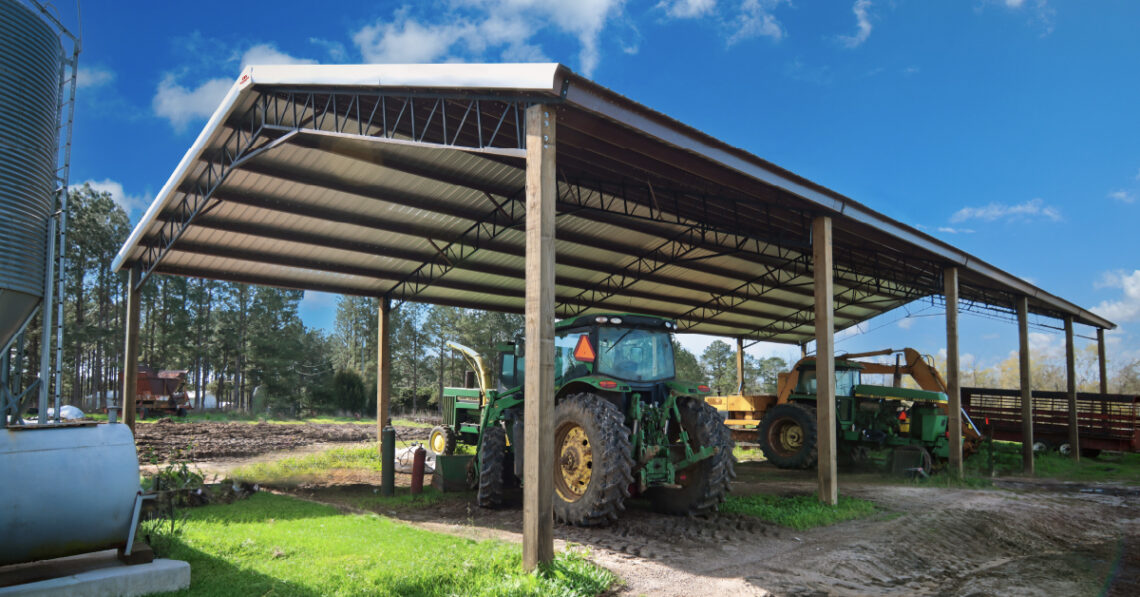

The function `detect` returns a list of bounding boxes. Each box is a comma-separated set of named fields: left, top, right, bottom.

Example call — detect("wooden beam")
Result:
left=1065, top=316, right=1079, bottom=462
left=1017, top=296, right=1034, bottom=475
left=736, top=337, right=745, bottom=393
left=522, top=103, right=556, bottom=570
left=377, top=297, right=391, bottom=438
left=944, top=267, right=962, bottom=476
left=122, top=266, right=141, bottom=434
left=1098, top=328, right=1108, bottom=395
left=813, top=216, right=837, bottom=506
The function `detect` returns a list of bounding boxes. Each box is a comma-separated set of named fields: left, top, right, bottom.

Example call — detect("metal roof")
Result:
left=113, top=63, right=1115, bottom=344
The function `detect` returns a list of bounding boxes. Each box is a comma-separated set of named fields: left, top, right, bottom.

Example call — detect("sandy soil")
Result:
left=138, top=423, right=1140, bottom=597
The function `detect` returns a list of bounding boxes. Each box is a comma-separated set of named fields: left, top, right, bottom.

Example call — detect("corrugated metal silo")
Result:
left=0, top=0, right=62, bottom=349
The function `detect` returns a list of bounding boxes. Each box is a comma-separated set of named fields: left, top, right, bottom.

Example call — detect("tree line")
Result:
left=6, top=184, right=1137, bottom=418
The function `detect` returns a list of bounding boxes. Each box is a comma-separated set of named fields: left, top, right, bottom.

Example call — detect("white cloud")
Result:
left=354, top=17, right=474, bottom=64
left=937, top=226, right=974, bottom=234
left=1028, top=331, right=1063, bottom=359
left=902, top=65, right=920, bottom=76
left=949, top=198, right=1062, bottom=224
left=1092, top=270, right=1140, bottom=323
left=77, top=65, right=114, bottom=89
left=659, top=0, right=716, bottom=19
left=152, top=75, right=232, bottom=133
left=838, top=0, right=873, bottom=48
left=84, top=178, right=152, bottom=213
left=309, top=37, right=348, bottom=61
left=352, top=1, right=622, bottom=75
left=992, top=0, right=1055, bottom=36
left=1109, top=189, right=1135, bottom=204
left=1135, top=167, right=1140, bottom=181
left=153, top=44, right=317, bottom=132
left=897, top=317, right=916, bottom=330
left=728, top=0, right=788, bottom=45
left=241, top=43, right=318, bottom=68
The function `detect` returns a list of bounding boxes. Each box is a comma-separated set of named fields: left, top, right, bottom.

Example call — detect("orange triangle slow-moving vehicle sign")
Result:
left=573, top=334, right=596, bottom=362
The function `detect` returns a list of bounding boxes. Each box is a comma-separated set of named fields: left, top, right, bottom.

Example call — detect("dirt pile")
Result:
left=135, top=421, right=429, bottom=462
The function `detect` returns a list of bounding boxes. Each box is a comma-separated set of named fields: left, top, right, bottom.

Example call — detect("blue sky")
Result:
left=56, top=0, right=1139, bottom=371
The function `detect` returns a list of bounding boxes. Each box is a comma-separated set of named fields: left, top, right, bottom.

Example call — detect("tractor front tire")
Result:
left=477, top=425, right=509, bottom=508
left=553, top=393, right=634, bottom=526
left=428, top=425, right=457, bottom=457
left=644, top=397, right=736, bottom=517
left=757, top=403, right=818, bottom=469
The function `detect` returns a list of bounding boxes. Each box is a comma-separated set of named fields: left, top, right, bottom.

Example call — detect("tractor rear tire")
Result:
left=757, top=403, right=818, bottom=469
left=477, top=425, right=509, bottom=508
left=553, top=393, right=634, bottom=526
left=138, top=407, right=149, bottom=420
left=428, top=425, right=457, bottom=457
left=176, top=407, right=187, bottom=417
left=644, top=397, right=736, bottom=517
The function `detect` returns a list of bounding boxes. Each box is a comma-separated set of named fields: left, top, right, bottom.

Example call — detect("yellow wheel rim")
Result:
left=555, top=423, right=592, bottom=502
left=430, top=430, right=446, bottom=454
left=777, top=421, right=803, bottom=450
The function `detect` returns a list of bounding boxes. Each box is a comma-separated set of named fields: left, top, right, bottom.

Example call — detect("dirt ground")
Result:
left=134, top=419, right=430, bottom=462
left=142, top=423, right=1140, bottom=597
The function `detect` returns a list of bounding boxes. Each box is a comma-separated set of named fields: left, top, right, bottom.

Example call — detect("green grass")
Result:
left=231, top=445, right=383, bottom=486
left=732, top=445, right=766, bottom=462
left=720, top=494, right=876, bottom=530
left=964, top=441, right=1140, bottom=485
left=1033, top=451, right=1140, bottom=484
left=154, top=492, right=614, bottom=596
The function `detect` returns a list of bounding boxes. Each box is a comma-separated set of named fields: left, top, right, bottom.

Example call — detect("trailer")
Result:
left=961, top=387, right=1140, bottom=457
left=132, top=366, right=192, bottom=418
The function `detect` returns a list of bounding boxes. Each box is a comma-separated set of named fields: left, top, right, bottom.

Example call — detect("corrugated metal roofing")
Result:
left=114, top=63, right=1115, bottom=344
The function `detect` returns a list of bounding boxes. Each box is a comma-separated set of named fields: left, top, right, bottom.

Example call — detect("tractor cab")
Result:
left=553, top=314, right=679, bottom=393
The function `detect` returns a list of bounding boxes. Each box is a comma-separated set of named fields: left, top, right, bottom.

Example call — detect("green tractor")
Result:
left=757, top=358, right=974, bottom=474
left=430, top=313, right=735, bottom=526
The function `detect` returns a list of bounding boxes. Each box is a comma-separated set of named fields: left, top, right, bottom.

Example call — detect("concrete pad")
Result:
left=0, top=550, right=189, bottom=597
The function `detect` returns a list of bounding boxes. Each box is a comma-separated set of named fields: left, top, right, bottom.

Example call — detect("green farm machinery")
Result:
left=709, top=349, right=982, bottom=475
left=430, top=313, right=735, bottom=526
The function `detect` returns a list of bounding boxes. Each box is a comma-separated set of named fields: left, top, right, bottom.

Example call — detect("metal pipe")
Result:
left=381, top=426, right=395, bottom=496
left=37, top=215, right=57, bottom=424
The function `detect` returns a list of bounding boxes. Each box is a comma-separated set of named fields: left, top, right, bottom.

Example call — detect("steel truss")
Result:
left=134, top=84, right=965, bottom=344
left=256, top=87, right=545, bottom=153
left=135, top=88, right=551, bottom=288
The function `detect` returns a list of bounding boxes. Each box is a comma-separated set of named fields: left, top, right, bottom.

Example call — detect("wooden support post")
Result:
left=736, top=337, right=745, bottom=394
left=122, top=266, right=141, bottom=434
left=1017, top=296, right=1034, bottom=475
left=944, top=267, right=963, bottom=477
left=523, top=103, right=556, bottom=570
left=377, top=297, right=391, bottom=439
left=1097, top=328, right=1107, bottom=395
left=1065, top=316, right=1079, bottom=462
left=813, top=216, right=837, bottom=506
